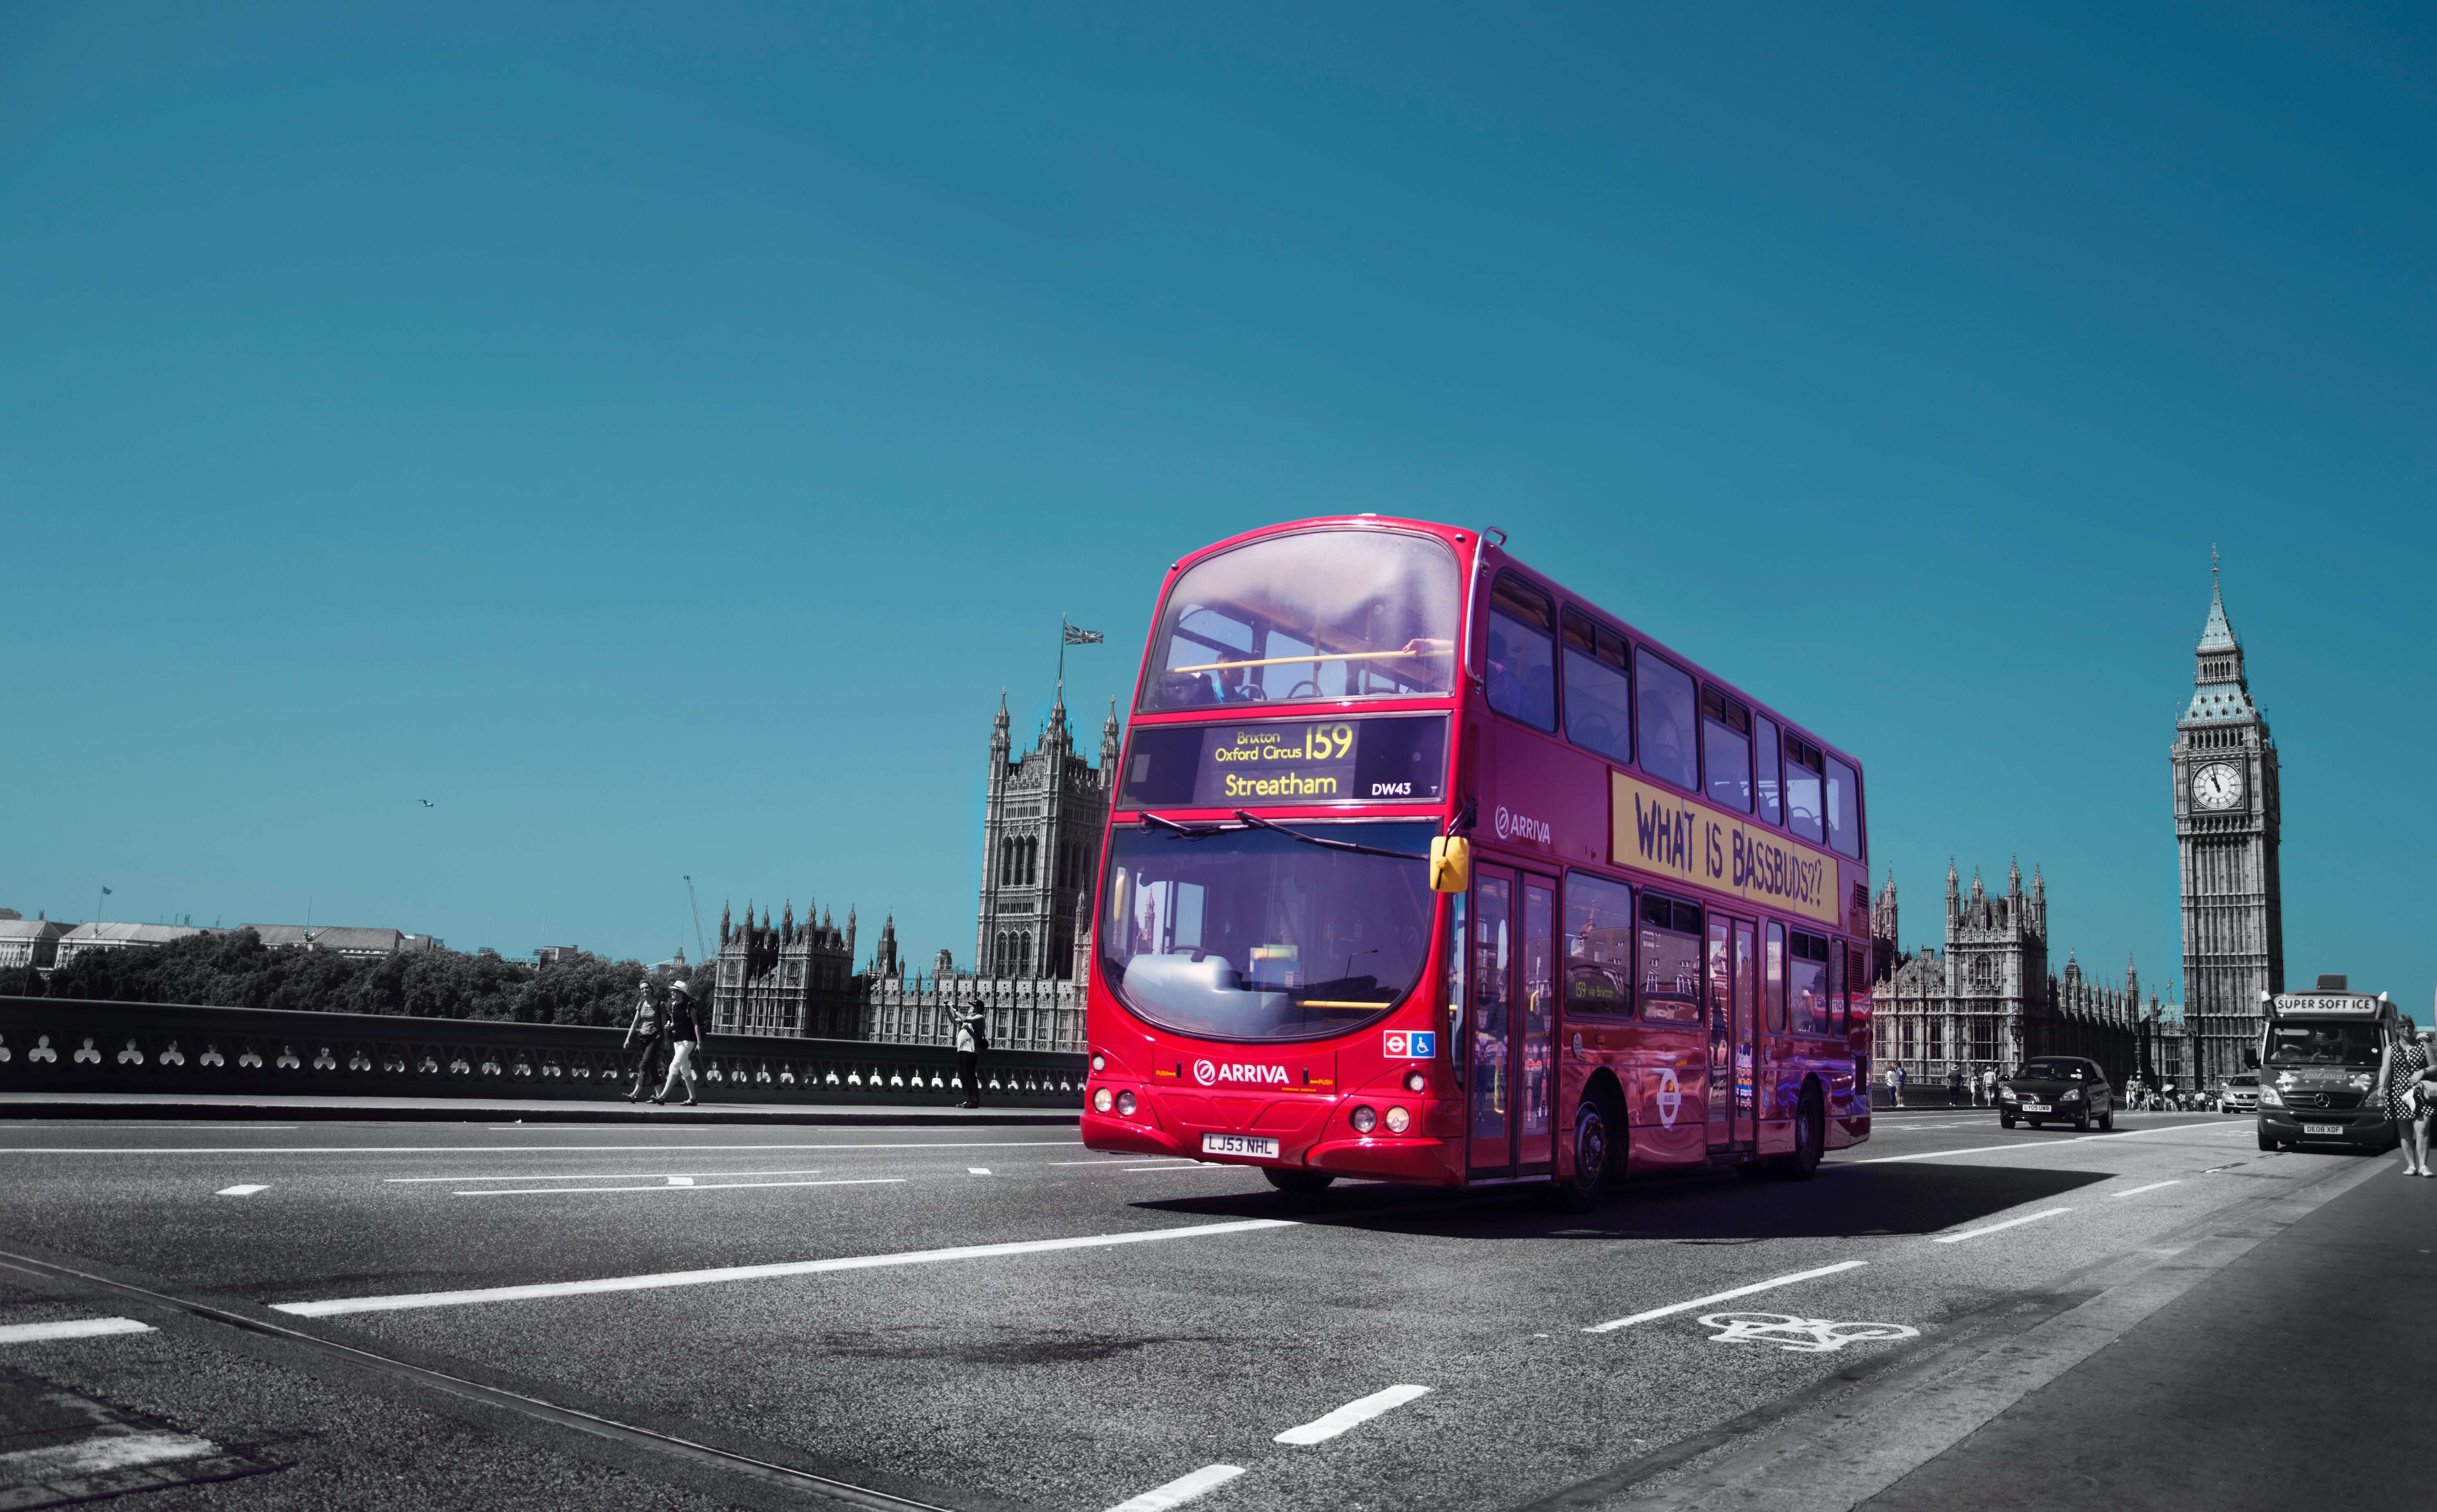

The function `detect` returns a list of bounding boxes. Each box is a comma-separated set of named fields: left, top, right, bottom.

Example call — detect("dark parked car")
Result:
left=2000, top=1057, right=2115, bottom=1131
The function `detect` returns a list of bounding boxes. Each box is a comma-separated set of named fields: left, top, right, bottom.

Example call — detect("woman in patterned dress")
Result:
left=2385, top=1016, right=2430, bottom=1177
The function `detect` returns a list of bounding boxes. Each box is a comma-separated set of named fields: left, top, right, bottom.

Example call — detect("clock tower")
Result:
left=2172, top=559, right=2283, bottom=1091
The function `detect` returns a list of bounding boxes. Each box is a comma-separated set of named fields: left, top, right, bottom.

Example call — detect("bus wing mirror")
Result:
left=1430, top=835, right=1471, bottom=894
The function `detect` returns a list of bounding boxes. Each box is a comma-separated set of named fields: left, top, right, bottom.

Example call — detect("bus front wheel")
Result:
left=1263, top=1168, right=1336, bottom=1195
left=1551, top=1089, right=1620, bottom=1211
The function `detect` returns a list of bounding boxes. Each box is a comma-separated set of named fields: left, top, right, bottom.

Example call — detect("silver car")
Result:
left=2219, top=1074, right=2261, bottom=1113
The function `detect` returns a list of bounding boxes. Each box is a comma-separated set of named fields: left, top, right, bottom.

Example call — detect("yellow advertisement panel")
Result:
left=1610, top=771, right=1840, bottom=926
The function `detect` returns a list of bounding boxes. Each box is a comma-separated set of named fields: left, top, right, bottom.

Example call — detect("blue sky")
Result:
left=4, top=4, right=2430, bottom=1004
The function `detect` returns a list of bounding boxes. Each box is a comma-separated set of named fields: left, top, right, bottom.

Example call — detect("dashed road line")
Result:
left=387, top=1168, right=833, bottom=1183
left=1932, top=1208, right=2073, bottom=1243
left=2111, top=1180, right=2181, bottom=1198
left=0, top=1316, right=154, bottom=1345
left=215, top=1184, right=269, bottom=1196
left=452, top=1177, right=903, bottom=1197
left=273, top=1218, right=1299, bottom=1315
left=1104, top=1463, right=1245, bottom=1512
left=1274, top=1384, right=1432, bottom=1444
left=1584, top=1261, right=1868, bottom=1333
left=967, top=1168, right=992, bottom=1175
left=0, top=1139, right=1083, bottom=1155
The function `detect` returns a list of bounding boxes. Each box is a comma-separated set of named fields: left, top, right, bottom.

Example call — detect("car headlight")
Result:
left=2060, top=1089, right=2082, bottom=1102
left=2349, top=1073, right=2374, bottom=1091
left=2258, top=1086, right=2283, bottom=1107
left=2000, top=1087, right=2018, bottom=1101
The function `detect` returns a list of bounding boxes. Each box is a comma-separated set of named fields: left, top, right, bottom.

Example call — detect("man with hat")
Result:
left=653, top=977, right=706, bottom=1107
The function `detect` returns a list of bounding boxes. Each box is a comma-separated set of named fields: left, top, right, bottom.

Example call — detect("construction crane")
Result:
left=682, top=875, right=709, bottom=966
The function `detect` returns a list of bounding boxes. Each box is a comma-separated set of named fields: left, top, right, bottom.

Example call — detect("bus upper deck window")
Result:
left=1486, top=576, right=1557, bottom=732
left=1825, top=756, right=1861, bottom=859
left=1635, top=649, right=1698, bottom=792
left=1753, top=716, right=1782, bottom=826
left=1785, top=735, right=1825, bottom=844
left=1701, top=687, right=1753, bottom=813
left=1561, top=610, right=1631, bottom=765
left=1141, top=528, right=1461, bottom=711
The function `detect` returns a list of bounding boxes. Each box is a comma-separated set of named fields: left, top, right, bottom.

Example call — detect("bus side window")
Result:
left=1561, top=610, right=1632, bottom=766
left=1825, top=755, right=1861, bottom=859
left=1637, top=892, right=1703, bottom=1024
left=1785, top=735, right=1825, bottom=844
left=1788, top=929, right=1829, bottom=1034
left=1702, top=687, right=1753, bottom=813
left=1486, top=576, right=1557, bottom=732
left=1636, top=648, right=1699, bottom=792
left=1827, top=935, right=1844, bottom=1034
left=1765, top=921, right=1786, bottom=1032
left=1561, top=870, right=1634, bottom=1016
left=1753, top=716, right=1783, bottom=826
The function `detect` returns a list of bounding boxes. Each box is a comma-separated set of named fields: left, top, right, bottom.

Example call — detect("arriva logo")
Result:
left=1193, top=1059, right=1289, bottom=1087
left=1494, top=805, right=1552, bottom=845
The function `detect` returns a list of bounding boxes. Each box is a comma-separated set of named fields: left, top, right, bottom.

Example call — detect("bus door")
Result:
left=1468, top=867, right=1557, bottom=1179
left=1707, top=914, right=1758, bottom=1152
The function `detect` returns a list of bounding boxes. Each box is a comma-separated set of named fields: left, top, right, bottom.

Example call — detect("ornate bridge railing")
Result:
left=0, top=997, right=1085, bottom=1107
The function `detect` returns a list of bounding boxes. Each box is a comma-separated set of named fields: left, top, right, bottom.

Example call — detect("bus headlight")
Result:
left=1351, top=1105, right=1378, bottom=1134
left=1384, top=1106, right=1412, bottom=1134
left=1091, top=1053, right=1106, bottom=1073
left=1404, top=1070, right=1427, bottom=1093
left=1093, top=1087, right=1113, bottom=1113
left=1117, top=1091, right=1137, bottom=1117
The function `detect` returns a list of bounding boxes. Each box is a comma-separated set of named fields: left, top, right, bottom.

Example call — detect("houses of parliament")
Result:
left=1871, top=565, right=2283, bottom=1092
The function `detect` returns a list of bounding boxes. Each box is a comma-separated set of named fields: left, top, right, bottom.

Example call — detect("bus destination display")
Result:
left=1120, top=715, right=1448, bottom=809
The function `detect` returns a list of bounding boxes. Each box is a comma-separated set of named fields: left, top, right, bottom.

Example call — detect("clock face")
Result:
left=2192, top=762, right=2245, bottom=810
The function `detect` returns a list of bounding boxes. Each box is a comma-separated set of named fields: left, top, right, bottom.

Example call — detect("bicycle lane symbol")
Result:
left=1697, top=1312, right=1921, bottom=1354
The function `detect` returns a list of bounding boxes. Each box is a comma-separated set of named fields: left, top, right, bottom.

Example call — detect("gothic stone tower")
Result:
left=1948, top=857, right=2049, bottom=1067
left=2172, top=564, right=2283, bottom=1091
left=975, top=688, right=1122, bottom=980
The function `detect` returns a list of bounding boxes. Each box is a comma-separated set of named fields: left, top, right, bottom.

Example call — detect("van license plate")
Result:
left=1202, top=1133, right=1280, bottom=1159
left=2303, top=1124, right=2344, bottom=1136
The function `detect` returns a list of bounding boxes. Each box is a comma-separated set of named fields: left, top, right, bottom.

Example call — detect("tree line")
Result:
left=2, top=928, right=713, bottom=1027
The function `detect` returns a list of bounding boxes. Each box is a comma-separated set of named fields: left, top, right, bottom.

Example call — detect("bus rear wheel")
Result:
left=1771, top=1089, right=1824, bottom=1181
left=1263, top=1168, right=1335, bottom=1195
left=1551, top=1089, right=1620, bottom=1211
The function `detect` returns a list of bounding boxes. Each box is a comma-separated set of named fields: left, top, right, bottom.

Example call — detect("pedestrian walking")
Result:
left=653, top=978, right=706, bottom=1106
left=622, top=978, right=666, bottom=1102
left=1884, top=1064, right=1900, bottom=1110
left=2378, top=1015, right=2430, bottom=1177
left=951, top=998, right=987, bottom=1108
left=1946, top=1066, right=1965, bottom=1108
left=1893, top=1064, right=1908, bottom=1108
left=1980, top=1066, right=1998, bottom=1108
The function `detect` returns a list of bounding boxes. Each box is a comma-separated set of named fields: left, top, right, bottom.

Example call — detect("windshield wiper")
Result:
left=1139, top=813, right=1222, bottom=838
left=1232, top=810, right=1430, bottom=862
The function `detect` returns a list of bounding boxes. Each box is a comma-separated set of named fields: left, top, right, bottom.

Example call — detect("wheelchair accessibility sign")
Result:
left=1383, top=1030, right=1437, bottom=1058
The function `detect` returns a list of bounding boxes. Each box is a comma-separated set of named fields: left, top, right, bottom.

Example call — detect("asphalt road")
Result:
left=0, top=1109, right=2406, bottom=1511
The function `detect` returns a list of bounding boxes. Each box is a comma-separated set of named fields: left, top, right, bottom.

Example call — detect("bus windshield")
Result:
left=2265, top=1022, right=2382, bottom=1068
left=1142, top=528, right=1460, bottom=711
left=1100, top=820, right=1436, bottom=1042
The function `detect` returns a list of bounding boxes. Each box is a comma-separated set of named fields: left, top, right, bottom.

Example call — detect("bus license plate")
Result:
left=2021, top=1103, right=2051, bottom=1114
left=2303, top=1124, right=2344, bottom=1136
left=1202, top=1133, right=1279, bottom=1159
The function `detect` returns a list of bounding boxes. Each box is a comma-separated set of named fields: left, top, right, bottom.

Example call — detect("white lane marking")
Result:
left=0, top=1428, right=219, bottom=1477
left=968, top=1168, right=992, bottom=1175
left=0, top=1317, right=154, bottom=1345
left=388, top=1168, right=833, bottom=1184
left=1584, top=1261, right=1869, bottom=1333
left=1122, top=1164, right=1231, bottom=1173
left=274, top=1218, right=1299, bottom=1316
left=2112, top=1180, right=2182, bottom=1198
left=216, top=1184, right=269, bottom=1196
left=1856, top=1124, right=2193, bottom=1163
left=0, top=1139, right=1083, bottom=1155
left=1274, top=1383, right=1432, bottom=1444
left=454, top=1177, right=903, bottom=1197
left=1933, top=1208, right=2073, bottom=1244
left=1104, top=1463, right=1246, bottom=1512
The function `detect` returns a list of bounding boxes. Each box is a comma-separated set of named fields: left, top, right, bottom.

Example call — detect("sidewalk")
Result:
left=1862, top=1151, right=2435, bottom=1509
left=0, top=1091, right=1077, bottom=1126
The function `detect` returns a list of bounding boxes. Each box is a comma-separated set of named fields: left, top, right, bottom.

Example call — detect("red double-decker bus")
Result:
left=1081, top=516, right=1873, bottom=1204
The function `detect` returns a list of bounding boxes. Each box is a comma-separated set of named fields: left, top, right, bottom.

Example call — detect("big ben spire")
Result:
left=2172, top=554, right=2282, bottom=1096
